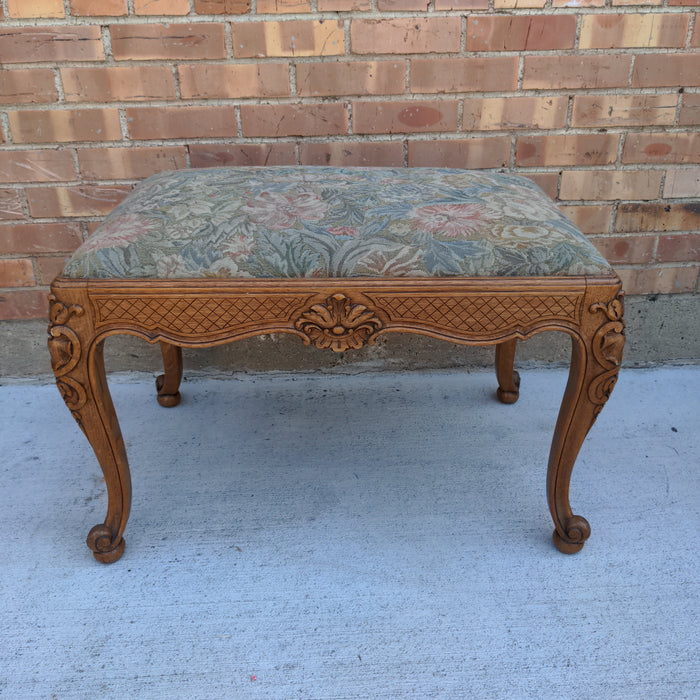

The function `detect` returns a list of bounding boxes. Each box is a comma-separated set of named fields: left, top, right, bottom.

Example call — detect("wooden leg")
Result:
left=49, top=292, right=131, bottom=563
left=495, top=339, right=520, bottom=404
left=156, top=342, right=183, bottom=407
left=548, top=290, right=625, bottom=553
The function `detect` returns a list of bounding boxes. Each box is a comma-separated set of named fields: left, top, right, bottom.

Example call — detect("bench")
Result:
left=48, top=166, right=625, bottom=563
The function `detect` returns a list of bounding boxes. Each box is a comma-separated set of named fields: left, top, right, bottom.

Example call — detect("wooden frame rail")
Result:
left=49, top=274, right=624, bottom=562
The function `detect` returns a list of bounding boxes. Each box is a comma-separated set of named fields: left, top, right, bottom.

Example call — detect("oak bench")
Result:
left=48, top=166, right=625, bottom=563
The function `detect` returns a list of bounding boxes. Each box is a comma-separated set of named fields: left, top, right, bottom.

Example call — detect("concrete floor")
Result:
left=1, top=366, right=698, bottom=698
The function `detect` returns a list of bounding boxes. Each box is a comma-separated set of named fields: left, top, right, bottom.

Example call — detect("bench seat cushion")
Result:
left=62, top=167, right=612, bottom=280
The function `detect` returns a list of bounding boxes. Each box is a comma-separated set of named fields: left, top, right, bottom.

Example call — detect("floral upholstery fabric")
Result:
left=62, top=167, right=612, bottom=279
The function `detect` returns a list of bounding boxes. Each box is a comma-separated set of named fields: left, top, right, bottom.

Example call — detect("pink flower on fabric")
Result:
left=221, top=235, right=255, bottom=260
left=241, top=191, right=328, bottom=230
left=80, top=214, right=158, bottom=253
left=327, top=226, right=360, bottom=238
left=411, top=203, right=487, bottom=238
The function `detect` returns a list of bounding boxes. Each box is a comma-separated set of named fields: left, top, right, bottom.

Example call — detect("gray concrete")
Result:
left=1, top=366, right=698, bottom=698
left=2, top=293, right=699, bottom=378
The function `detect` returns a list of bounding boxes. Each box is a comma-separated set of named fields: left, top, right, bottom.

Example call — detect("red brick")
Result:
left=189, top=144, right=296, bottom=168
left=0, top=189, right=25, bottom=220
left=560, top=170, right=663, bottom=201
left=194, top=0, right=251, bottom=12
left=617, top=266, right=697, bottom=295
left=613, top=0, right=662, bottom=5
left=300, top=141, right=403, bottom=167
left=0, top=259, right=35, bottom=287
left=111, top=24, right=226, bottom=61
left=7, top=0, right=64, bottom=17
left=232, top=20, right=344, bottom=58
left=572, top=94, right=677, bottom=127
left=0, top=290, right=49, bottom=319
left=522, top=55, right=631, bottom=89
left=616, top=202, right=700, bottom=232
left=435, top=0, right=488, bottom=7
left=318, top=0, right=370, bottom=8
left=669, top=0, right=700, bottom=5
left=467, top=15, right=576, bottom=51
left=70, top=0, right=128, bottom=14
left=296, top=61, right=404, bottom=97
left=664, top=168, right=700, bottom=198
left=378, top=0, right=429, bottom=9
left=516, top=135, right=619, bottom=167
left=354, top=100, right=459, bottom=134
left=0, top=69, right=57, bottom=104
left=633, top=54, right=700, bottom=87
left=62, top=66, right=176, bottom=102
left=8, top=109, right=122, bottom=144
left=680, top=94, right=700, bottom=126
left=589, top=235, right=655, bottom=264
left=656, top=233, right=700, bottom=262
left=497, top=0, right=545, bottom=6
left=554, top=0, right=604, bottom=5
left=0, top=150, right=77, bottom=184
left=78, top=146, right=188, bottom=179
left=580, top=13, right=690, bottom=49
left=27, top=186, right=131, bottom=218
left=240, top=104, right=348, bottom=137
left=257, top=0, right=308, bottom=10
left=133, top=0, right=190, bottom=13
left=410, top=57, right=518, bottom=94
left=37, top=257, right=69, bottom=285
left=462, top=97, right=567, bottom=131
left=558, top=205, right=613, bottom=234
left=524, top=173, right=558, bottom=199
left=622, top=133, right=700, bottom=165
left=126, top=106, right=238, bottom=140
left=179, top=64, right=290, bottom=99
left=408, top=138, right=511, bottom=169
left=0, top=27, right=104, bottom=63
left=694, top=21, right=700, bottom=47
left=351, top=18, right=461, bottom=54
left=0, top=223, right=83, bottom=254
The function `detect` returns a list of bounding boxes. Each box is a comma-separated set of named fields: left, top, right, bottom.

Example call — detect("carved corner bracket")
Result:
left=48, top=294, right=88, bottom=423
left=295, top=293, right=384, bottom=352
left=588, top=291, right=625, bottom=417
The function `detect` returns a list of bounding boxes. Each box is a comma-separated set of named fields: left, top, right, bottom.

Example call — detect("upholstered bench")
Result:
left=48, top=166, right=625, bottom=563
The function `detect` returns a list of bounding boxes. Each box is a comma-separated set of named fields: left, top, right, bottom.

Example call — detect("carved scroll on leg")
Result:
left=156, top=342, right=183, bottom=408
left=48, top=292, right=131, bottom=563
left=495, top=339, right=520, bottom=404
left=548, top=290, right=625, bottom=554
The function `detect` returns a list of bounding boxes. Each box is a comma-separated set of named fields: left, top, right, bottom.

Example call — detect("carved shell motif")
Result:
left=295, top=293, right=383, bottom=352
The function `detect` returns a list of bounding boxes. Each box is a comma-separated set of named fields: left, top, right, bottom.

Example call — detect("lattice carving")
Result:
left=93, top=294, right=310, bottom=335
left=368, top=294, right=580, bottom=334
left=295, top=293, right=383, bottom=352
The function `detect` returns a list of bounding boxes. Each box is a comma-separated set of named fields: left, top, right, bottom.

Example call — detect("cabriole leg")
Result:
left=495, top=339, right=520, bottom=404
left=49, top=292, right=131, bottom=563
left=548, top=290, right=625, bottom=553
left=156, top=342, right=183, bottom=407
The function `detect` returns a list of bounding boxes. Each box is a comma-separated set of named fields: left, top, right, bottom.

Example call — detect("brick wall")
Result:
left=0, top=0, right=698, bottom=320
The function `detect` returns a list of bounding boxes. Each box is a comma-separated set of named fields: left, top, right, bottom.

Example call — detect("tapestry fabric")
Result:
left=62, top=167, right=613, bottom=279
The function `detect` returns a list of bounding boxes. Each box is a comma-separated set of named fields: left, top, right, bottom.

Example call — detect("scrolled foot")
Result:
left=87, top=524, right=126, bottom=563
left=552, top=515, right=591, bottom=554
left=497, top=370, right=520, bottom=404
left=155, top=374, right=181, bottom=407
